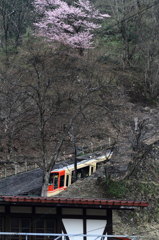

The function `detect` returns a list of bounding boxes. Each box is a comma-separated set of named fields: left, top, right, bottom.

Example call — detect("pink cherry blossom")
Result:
left=34, top=0, right=110, bottom=50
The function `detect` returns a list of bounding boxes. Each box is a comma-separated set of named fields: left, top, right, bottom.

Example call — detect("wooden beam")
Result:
left=107, top=209, right=113, bottom=240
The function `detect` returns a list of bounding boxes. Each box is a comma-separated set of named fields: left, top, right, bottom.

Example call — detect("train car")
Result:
left=47, top=151, right=112, bottom=197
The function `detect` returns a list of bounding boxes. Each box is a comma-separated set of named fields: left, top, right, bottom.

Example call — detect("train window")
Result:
left=77, top=171, right=82, bottom=179
left=96, top=162, right=102, bottom=169
left=81, top=166, right=89, bottom=178
left=60, top=175, right=64, bottom=187
left=71, top=166, right=89, bottom=183
left=66, top=175, right=69, bottom=186
left=90, top=166, right=93, bottom=175
left=71, top=171, right=76, bottom=184
left=53, top=175, right=59, bottom=189
left=49, top=173, right=59, bottom=189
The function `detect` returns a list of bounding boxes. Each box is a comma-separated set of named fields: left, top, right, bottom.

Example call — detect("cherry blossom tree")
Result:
left=34, top=0, right=110, bottom=51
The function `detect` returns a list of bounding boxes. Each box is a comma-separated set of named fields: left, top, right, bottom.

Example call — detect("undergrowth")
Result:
left=104, top=178, right=159, bottom=222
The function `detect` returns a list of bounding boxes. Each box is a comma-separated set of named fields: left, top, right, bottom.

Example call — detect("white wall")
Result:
left=62, top=218, right=107, bottom=240
left=87, top=219, right=107, bottom=240
left=62, top=219, right=83, bottom=240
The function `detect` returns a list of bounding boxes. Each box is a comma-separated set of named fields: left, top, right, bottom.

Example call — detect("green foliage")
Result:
left=140, top=182, right=159, bottom=199
left=105, top=177, right=158, bottom=200
left=105, top=179, right=127, bottom=198
left=104, top=177, right=159, bottom=222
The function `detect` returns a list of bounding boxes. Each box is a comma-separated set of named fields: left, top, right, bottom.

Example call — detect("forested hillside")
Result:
left=0, top=0, right=159, bottom=237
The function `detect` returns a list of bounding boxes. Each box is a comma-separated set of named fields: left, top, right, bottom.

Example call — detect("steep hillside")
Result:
left=0, top=0, right=159, bottom=238
left=56, top=102, right=159, bottom=240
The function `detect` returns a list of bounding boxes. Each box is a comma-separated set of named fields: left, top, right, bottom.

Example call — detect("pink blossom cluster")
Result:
left=34, top=0, right=110, bottom=49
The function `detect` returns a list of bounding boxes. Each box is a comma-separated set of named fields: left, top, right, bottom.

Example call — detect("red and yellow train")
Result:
left=47, top=151, right=112, bottom=197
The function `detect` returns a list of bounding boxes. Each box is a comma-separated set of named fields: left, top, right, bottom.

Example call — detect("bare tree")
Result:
left=107, top=0, right=143, bottom=68
left=11, top=39, right=99, bottom=196
left=0, top=0, right=33, bottom=55
left=0, top=63, right=31, bottom=162
left=126, top=118, right=151, bottom=179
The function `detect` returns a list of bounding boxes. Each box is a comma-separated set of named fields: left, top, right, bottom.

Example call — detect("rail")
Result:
left=0, top=232, right=140, bottom=240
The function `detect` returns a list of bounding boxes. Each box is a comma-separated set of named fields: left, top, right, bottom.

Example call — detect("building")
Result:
left=0, top=195, right=148, bottom=240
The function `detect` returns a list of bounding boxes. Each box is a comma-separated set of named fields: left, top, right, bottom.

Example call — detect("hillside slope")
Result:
left=56, top=102, right=159, bottom=240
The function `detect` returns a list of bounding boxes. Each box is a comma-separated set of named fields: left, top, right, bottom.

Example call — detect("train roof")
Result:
left=51, top=150, right=112, bottom=173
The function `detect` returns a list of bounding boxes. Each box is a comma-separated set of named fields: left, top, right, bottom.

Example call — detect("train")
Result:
left=47, top=150, right=112, bottom=197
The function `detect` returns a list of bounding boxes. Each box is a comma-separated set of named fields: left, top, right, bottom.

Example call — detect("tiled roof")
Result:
left=0, top=196, right=148, bottom=208
left=0, top=169, right=43, bottom=196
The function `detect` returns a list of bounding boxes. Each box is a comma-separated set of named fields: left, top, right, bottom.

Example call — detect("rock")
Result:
left=143, top=135, right=159, bottom=145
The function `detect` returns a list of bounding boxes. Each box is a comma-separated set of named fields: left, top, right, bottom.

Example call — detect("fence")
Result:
left=0, top=162, right=38, bottom=178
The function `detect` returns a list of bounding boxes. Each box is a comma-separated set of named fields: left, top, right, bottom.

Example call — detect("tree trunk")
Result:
left=74, top=145, right=78, bottom=181
left=41, top=171, right=50, bottom=197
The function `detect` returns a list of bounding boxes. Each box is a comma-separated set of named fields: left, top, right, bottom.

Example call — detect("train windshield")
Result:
left=49, top=173, right=59, bottom=189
